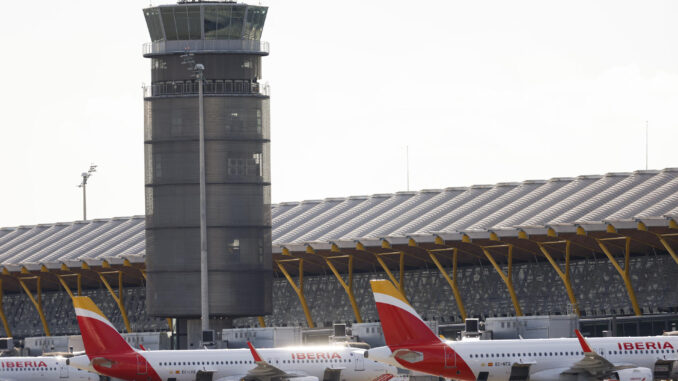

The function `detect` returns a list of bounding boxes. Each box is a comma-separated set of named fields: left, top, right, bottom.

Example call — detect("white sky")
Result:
left=0, top=0, right=676, bottom=227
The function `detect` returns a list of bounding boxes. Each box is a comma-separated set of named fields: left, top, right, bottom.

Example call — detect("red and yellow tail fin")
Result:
left=73, top=296, right=135, bottom=357
left=370, top=280, right=442, bottom=347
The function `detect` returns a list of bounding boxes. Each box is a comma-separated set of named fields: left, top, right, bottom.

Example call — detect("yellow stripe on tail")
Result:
left=73, top=296, right=108, bottom=320
left=371, top=279, right=410, bottom=305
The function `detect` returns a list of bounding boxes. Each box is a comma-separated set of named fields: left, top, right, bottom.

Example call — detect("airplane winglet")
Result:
left=575, top=329, right=593, bottom=353
left=247, top=341, right=264, bottom=363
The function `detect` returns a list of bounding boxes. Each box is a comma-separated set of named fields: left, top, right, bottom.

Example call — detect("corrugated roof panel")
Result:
left=555, top=171, right=657, bottom=224
left=44, top=219, right=128, bottom=261
left=519, top=175, right=617, bottom=226
left=0, top=226, right=52, bottom=263
left=372, top=189, right=466, bottom=237
left=338, top=193, right=417, bottom=240
left=35, top=217, right=145, bottom=263
left=0, top=229, right=14, bottom=241
left=391, top=188, right=468, bottom=236
left=275, top=197, right=369, bottom=244
left=0, top=224, right=73, bottom=263
left=302, top=195, right=392, bottom=242
left=271, top=202, right=300, bottom=220
left=90, top=225, right=146, bottom=260
left=344, top=191, right=438, bottom=239
left=13, top=221, right=109, bottom=263
left=492, top=177, right=582, bottom=228
left=436, top=183, right=521, bottom=232
left=319, top=194, right=406, bottom=241
left=577, top=170, right=675, bottom=222
left=469, top=180, right=562, bottom=230
left=23, top=220, right=121, bottom=263
left=272, top=199, right=343, bottom=242
left=271, top=201, right=316, bottom=228
left=412, top=187, right=492, bottom=234
left=0, top=227, right=27, bottom=248
left=607, top=174, right=678, bottom=220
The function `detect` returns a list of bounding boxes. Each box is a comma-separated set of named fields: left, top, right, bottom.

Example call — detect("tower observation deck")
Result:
left=142, top=1, right=272, bottom=319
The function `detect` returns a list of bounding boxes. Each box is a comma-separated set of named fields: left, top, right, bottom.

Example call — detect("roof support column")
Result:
left=537, top=241, right=580, bottom=316
left=276, top=260, right=315, bottom=328
left=655, top=234, right=678, bottom=265
left=325, top=255, right=363, bottom=323
left=481, top=245, right=523, bottom=316
left=373, top=254, right=405, bottom=297
left=596, top=237, right=641, bottom=316
left=77, top=273, right=82, bottom=296
left=97, top=271, right=132, bottom=333
left=17, top=276, right=51, bottom=336
left=427, top=248, right=467, bottom=321
left=0, top=279, right=11, bottom=337
left=55, top=274, right=74, bottom=299
left=258, top=317, right=266, bottom=327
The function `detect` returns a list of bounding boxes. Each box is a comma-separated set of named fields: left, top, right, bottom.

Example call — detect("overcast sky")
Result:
left=0, top=0, right=676, bottom=227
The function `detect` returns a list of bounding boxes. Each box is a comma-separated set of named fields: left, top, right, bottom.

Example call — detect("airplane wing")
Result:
left=242, top=342, right=312, bottom=380
left=562, top=330, right=635, bottom=377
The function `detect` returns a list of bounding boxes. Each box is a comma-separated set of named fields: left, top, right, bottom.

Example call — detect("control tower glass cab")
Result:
left=142, top=1, right=272, bottom=319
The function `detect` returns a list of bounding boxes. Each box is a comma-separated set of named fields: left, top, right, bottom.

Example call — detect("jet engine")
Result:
left=612, top=367, right=653, bottom=381
left=364, top=346, right=402, bottom=368
left=283, top=376, right=319, bottom=381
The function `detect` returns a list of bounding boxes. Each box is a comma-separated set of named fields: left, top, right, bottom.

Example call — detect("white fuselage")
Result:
left=0, top=356, right=99, bottom=381
left=449, top=336, right=678, bottom=381
left=71, top=345, right=397, bottom=381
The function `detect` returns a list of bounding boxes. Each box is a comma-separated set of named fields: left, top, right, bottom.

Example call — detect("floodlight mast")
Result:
left=182, top=51, right=209, bottom=333
left=78, top=165, right=97, bottom=221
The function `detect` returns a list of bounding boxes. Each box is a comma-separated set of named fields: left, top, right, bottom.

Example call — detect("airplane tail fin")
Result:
left=73, top=296, right=135, bottom=357
left=370, top=280, right=442, bottom=347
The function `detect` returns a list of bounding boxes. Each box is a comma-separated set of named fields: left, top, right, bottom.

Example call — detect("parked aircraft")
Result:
left=68, top=296, right=397, bottom=381
left=365, top=279, right=678, bottom=381
left=0, top=355, right=99, bottom=380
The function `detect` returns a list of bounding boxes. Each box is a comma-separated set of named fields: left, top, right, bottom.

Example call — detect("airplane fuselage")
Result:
left=378, top=336, right=678, bottom=381
left=0, top=356, right=99, bottom=381
left=72, top=345, right=396, bottom=381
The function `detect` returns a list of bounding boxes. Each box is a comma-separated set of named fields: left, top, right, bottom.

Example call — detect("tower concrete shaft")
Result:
left=142, top=1, right=272, bottom=319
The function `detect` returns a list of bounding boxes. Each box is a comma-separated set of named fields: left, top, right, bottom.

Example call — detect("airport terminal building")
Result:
left=0, top=168, right=677, bottom=341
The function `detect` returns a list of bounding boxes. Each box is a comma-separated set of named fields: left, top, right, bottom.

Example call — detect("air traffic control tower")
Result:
left=142, top=0, right=272, bottom=334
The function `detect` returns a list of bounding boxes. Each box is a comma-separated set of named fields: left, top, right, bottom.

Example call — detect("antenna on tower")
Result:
left=645, top=120, right=649, bottom=170
left=406, top=145, right=410, bottom=191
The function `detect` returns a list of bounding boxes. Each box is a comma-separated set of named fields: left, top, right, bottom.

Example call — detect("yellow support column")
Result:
left=257, top=317, right=266, bottom=327
left=655, top=234, right=678, bottom=265
left=596, top=237, right=641, bottom=316
left=537, top=241, right=580, bottom=316
left=55, top=275, right=75, bottom=299
left=17, top=277, right=51, bottom=336
left=481, top=245, right=523, bottom=316
left=427, top=248, right=467, bottom=321
left=359, top=242, right=406, bottom=297
left=97, top=271, right=132, bottom=333
left=325, top=255, right=363, bottom=323
left=276, top=260, right=315, bottom=328
left=0, top=279, right=12, bottom=337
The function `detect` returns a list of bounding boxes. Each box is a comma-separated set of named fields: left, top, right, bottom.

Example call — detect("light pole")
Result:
left=78, top=164, right=97, bottom=220
left=182, top=51, right=209, bottom=333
